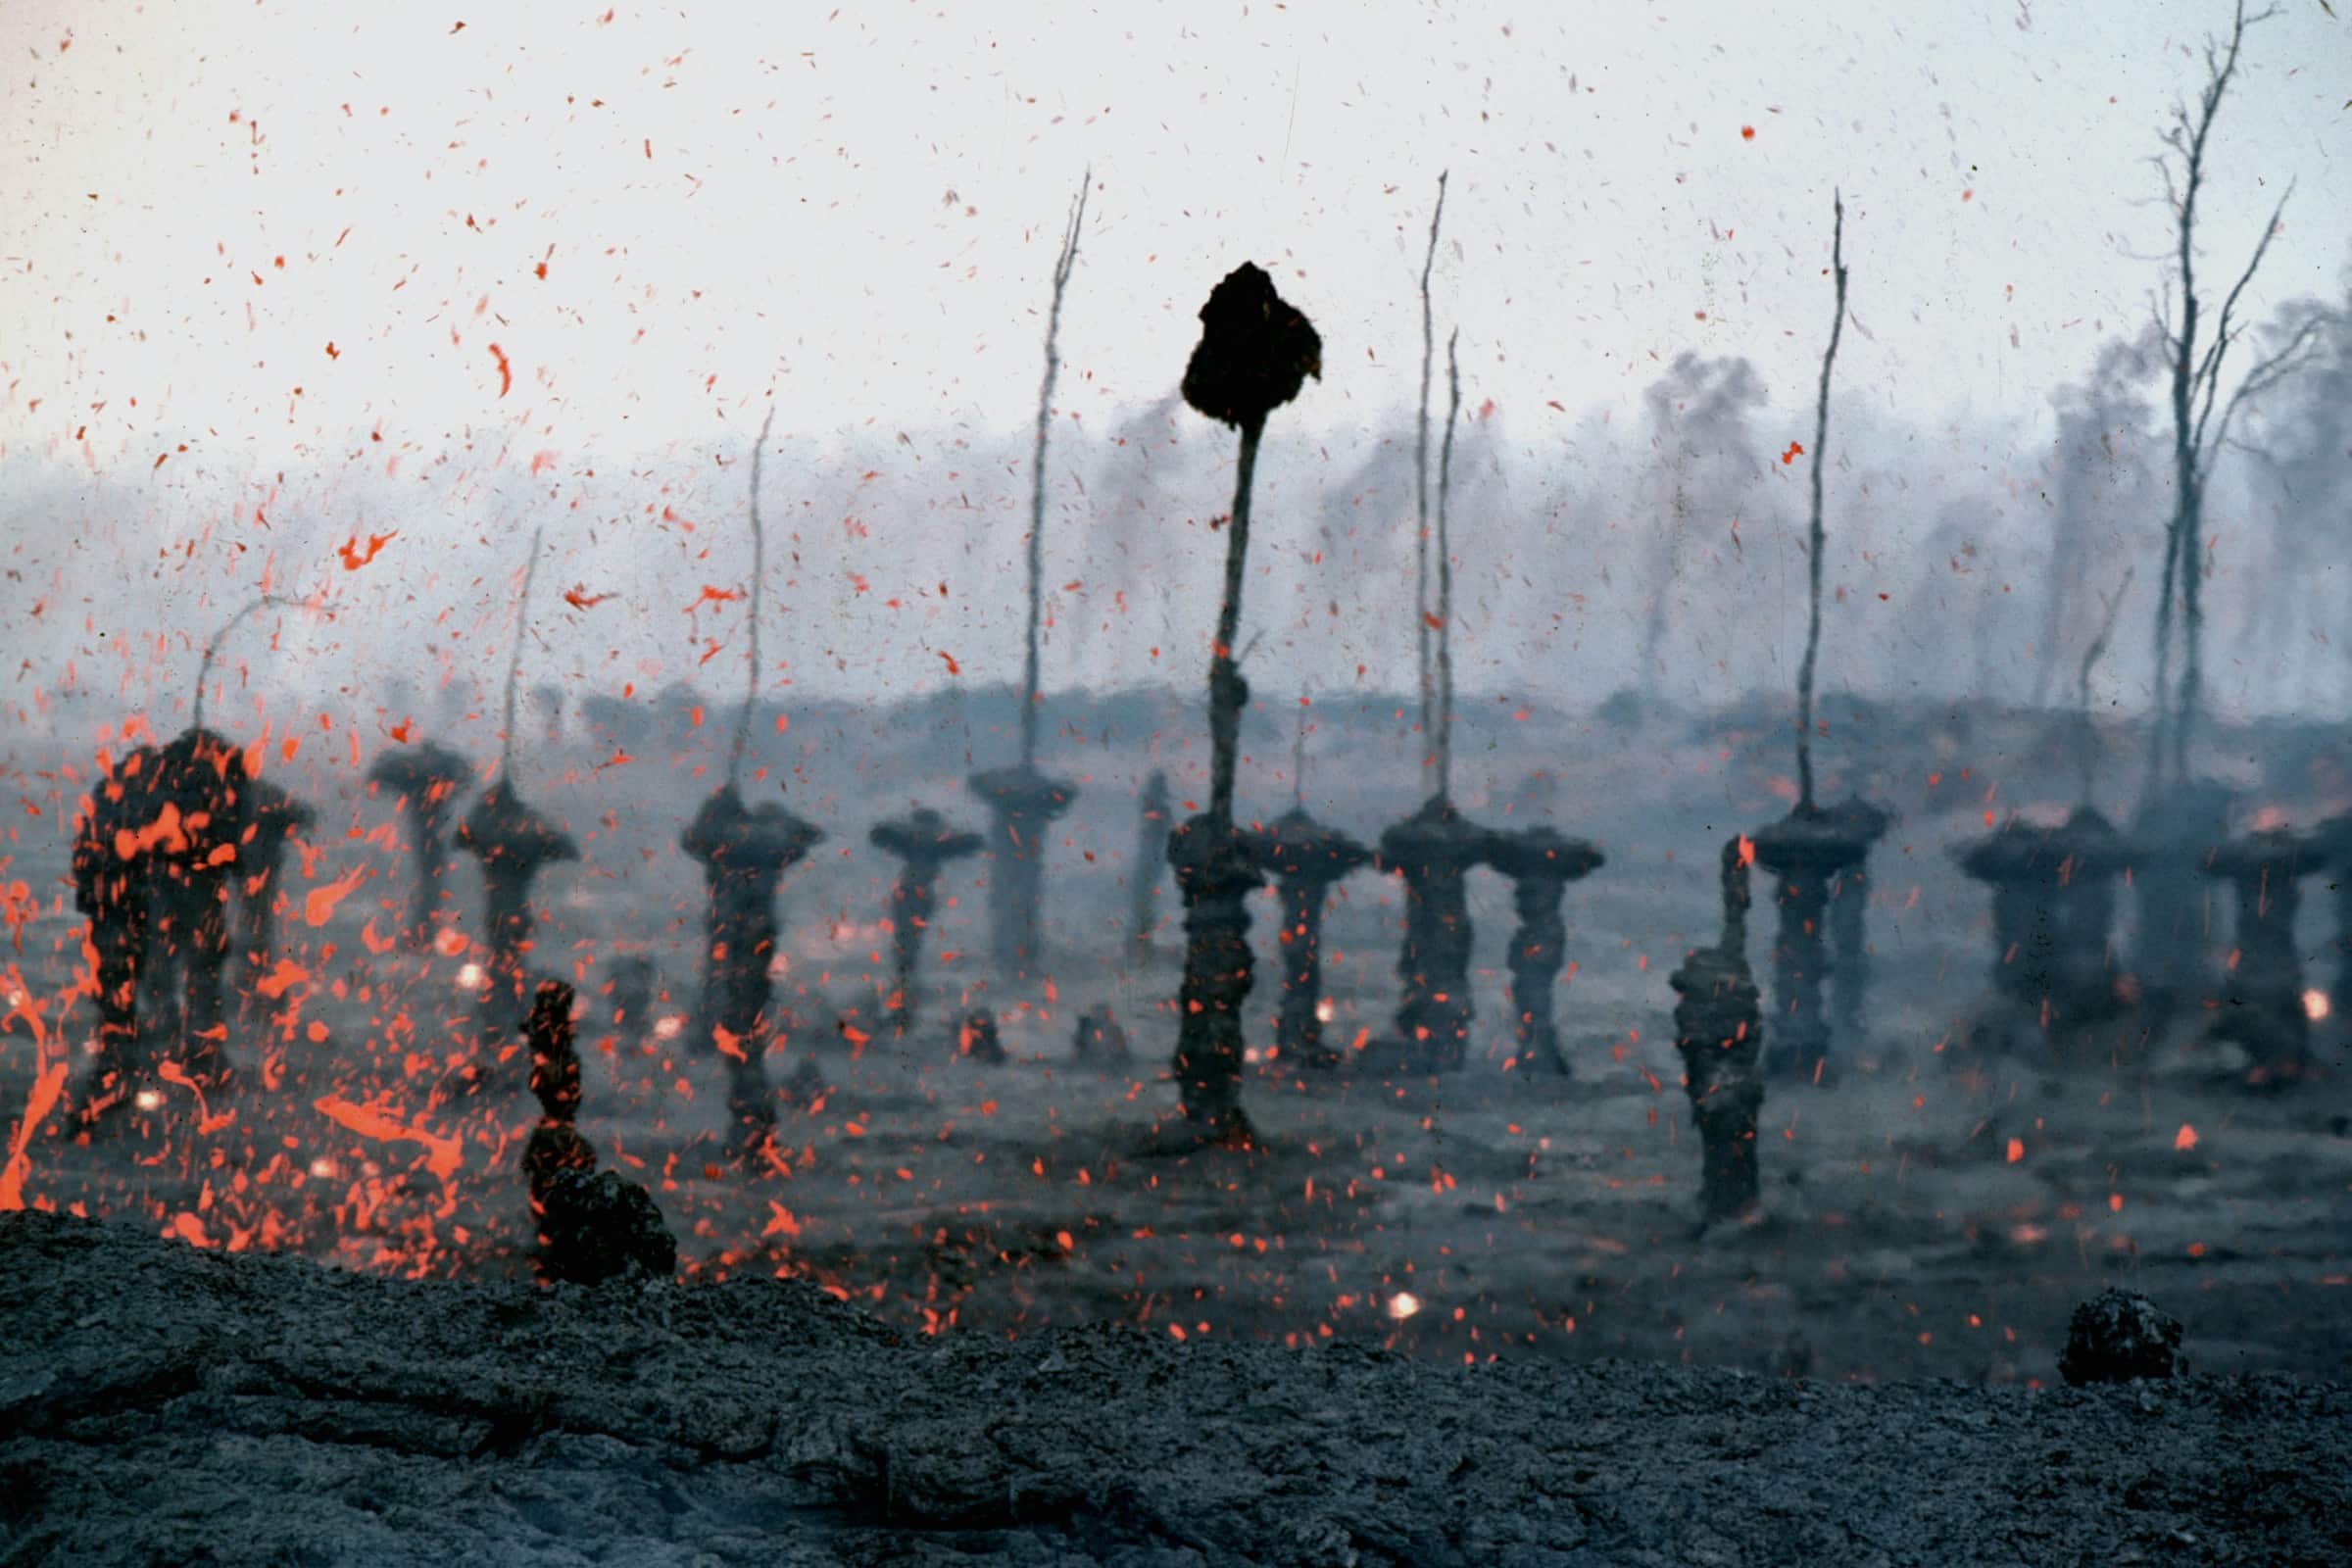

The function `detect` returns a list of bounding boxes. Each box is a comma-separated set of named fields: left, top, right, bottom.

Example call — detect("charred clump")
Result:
left=1672, top=837, right=1766, bottom=1226
left=1258, top=807, right=1372, bottom=1068
left=2202, top=825, right=2320, bottom=1087
left=145, top=725, right=254, bottom=1087
left=1486, top=824, right=1605, bottom=1078
left=518, top=980, right=676, bottom=1287
left=1130, top=769, right=1173, bottom=951
left=71, top=743, right=164, bottom=1117
left=1748, top=806, right=1870, bottom=1087
left=681, top=784, right=822, bottom=1152
left=1168, top=261, right=1321, bottom=1144
left=868, top=806, right=983, bottom=1040
left=367, top=741, right=471, bottom=954
left=456, top=779, right=578, bottom=1051
left=1071, top=1003, right=1132, bottom=1067
left=234, top=772, right=313, bottom=1023
left=2059, top=1289, right=2184, bottom=1386
left=956, top=1009, right=1005, bottom=1065
left=1376, top=796, right=1496, bottom=1075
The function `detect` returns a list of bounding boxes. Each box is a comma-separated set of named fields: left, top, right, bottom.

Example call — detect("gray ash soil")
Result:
left=3, top=1208, right=2347, bottom=1567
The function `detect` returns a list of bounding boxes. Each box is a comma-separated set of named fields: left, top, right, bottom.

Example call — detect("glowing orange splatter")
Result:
left=2175, top=1123, right=2197, bottom=1152
left=303, top=866, right=368, bottom=927
left=0, top=1058, right=68, bottom=1210
left=313, top=1095, right=463, bottom=1180
left=2005, top=1138, right=2024, bottom=1164
left=255, top=958, right=311, bottom=1000
left=337, top=531, right=397, bottom=569
left=939, top=651, right=961, bottom=675
left=1781, top=441, right=1805, bottom=465
left=564, top=586, right=614, bottom=611
left=489, top=343, right=513, bottom=396
left=1741, top=124, right=1756, bottom=140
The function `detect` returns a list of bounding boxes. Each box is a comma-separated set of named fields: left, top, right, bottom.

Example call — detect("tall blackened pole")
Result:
left=1169, top=263, right=1321, bottom=1142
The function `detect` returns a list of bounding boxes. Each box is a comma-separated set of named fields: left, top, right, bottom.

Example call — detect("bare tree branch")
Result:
left=1413, top=171, right=1447, bottom=796
left=1795, top=190, right=1848, bottom=816
left=1020, top=168, right=1090, bottom=770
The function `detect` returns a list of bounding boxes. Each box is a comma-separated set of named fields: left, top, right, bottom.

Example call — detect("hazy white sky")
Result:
left=6, top=0, right=2344, bottom=467
left=0, top=1, right=2345, bottom=726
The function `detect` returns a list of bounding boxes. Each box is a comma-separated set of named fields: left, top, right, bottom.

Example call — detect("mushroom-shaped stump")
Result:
left=868, top=807, right=984, bottom=1040
left=148, top=726, right=255, bottom=1082
left=1822, top=796, right=1892, bottom=1049
left=1748, top=806, right=1872, bottom=1087
left=2129, top=780, right=2232, bottom=1021
left=368, top=741, right=471, bottom=954
left=681, top=785, right=822, bottom=1149
left=457, top=779, right=578, bottom=1055
left=1486, top=825, right=1605, bottom=1078
left=1377, top=796, right=1500, bottom=1075
left=234, top=773, right=314, bottom=1020
left=965, top=763, right=1079, bottom=981
left=2307, top=807, right=2352, bottom=1024
left=2201, top=826, right=2322, bottom=1087
left=1256, top=807, right=1373, bottom=1068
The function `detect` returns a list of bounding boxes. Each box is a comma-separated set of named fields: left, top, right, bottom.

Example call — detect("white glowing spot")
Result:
left=1243, top=1045, right=1263, bottom=1064
left=653, top=1014, right=684, bottom=1042
left=455, top=962, right=485, bottom=989
left=2303, top=988, right=2329, bottom=1022
left=1386, top=1292, right=1422, bottom=1321
left=1314, top=997, right=1335, bottom=1024
left=4, top=990, right=25, bottom=1010
left=308, top=1157, right=338, bottom=1179
left=133, top=1089, right=164, bottom=1111
left=766, top=954, right=792, bottom=981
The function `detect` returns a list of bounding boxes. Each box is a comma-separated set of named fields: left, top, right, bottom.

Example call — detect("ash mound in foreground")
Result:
left=2, top=1211, right=2345, bottom=1567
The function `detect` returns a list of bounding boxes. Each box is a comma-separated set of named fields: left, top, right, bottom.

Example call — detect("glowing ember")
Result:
left=2176, top=1123, right=2198, bottom=1152
left=1314, top=997, right=1336, bottom=1024
left=653, top=1015, right=685, bottom=1042
left=454, top=962, right=485, bottom=989
left=1243, top=1046, right=1263, bottom=1064
left=1387, top=1291, right=1422, bottom=1321
left=3, top=990, right=24, bottom=1010
left=2303, top=988, right=2329, bottom=1022
left=308, top=1156, right=339, bottom=1179
left=433, top=927, right=469, bottom=958
left=133, top=1090, right=164, bottom=1111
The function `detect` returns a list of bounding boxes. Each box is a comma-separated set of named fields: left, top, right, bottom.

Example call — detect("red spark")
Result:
left=488, top=342, right=513, bottom=396
left=563, top=586, right=613, bottom=611
left=1781, top=441, right=1804, bottom=466
left=2175, top=1123, right=2197, bottom=1152
left=337, top=530, right=396, bottom=569
left=1741, top=124, right=1756, bottom=140
left=938, top=651, right=960, bottom=675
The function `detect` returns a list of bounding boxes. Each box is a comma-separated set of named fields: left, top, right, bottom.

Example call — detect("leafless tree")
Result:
left=2141, top=1, right=2323, bottom=790
left=1413, top=172, right=1447, bottom=794
left=1794, top=192, right=1848, bottom=814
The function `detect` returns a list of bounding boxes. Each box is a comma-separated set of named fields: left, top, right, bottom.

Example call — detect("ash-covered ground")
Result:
left=3, top=691, right=2349, bottom=1390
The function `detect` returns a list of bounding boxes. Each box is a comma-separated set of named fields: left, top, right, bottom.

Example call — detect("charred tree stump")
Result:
left=965, top=764, right=1078, bottom=982
left=681, top=785, right=821, bottom=1150
left=1674, top=837, right=1765, bottom=1226
left=2310, top=808, right=2352, bottom=1023
left=368, top=742, right=470, bottom=954
left=1131, top=769, right=1173, bottom=951
left=71, top=744, right=163, bottom=1114
left=2203, top=826, right=2319, bottom=1087
left=1487, top=825, right=1605, bottom=1078
left=1259, top=808, right=1371, bottom=1068
left=1750, top=807, right=1869, bottom=1087
left=1377, top=796, right=1496, bottom=1074
left=868, top=807, right=983, bottom=1040
left=147, top=727, right=254, bottom=1088
left=1824, top=797, right=1891, bottom=1050
left=457, top=780, right=577, bottom=1072
left=234, top=774, right=312, bottom=1023
left=1170, top=813, right=1266, bottom=1134
left=2130, top=781, right=2230, bottom=1023
left=518, top=978, right=676, bottom=1284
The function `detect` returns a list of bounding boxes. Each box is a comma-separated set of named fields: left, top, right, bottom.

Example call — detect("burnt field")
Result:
left=3, top=690, right=2349, bottom=1386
